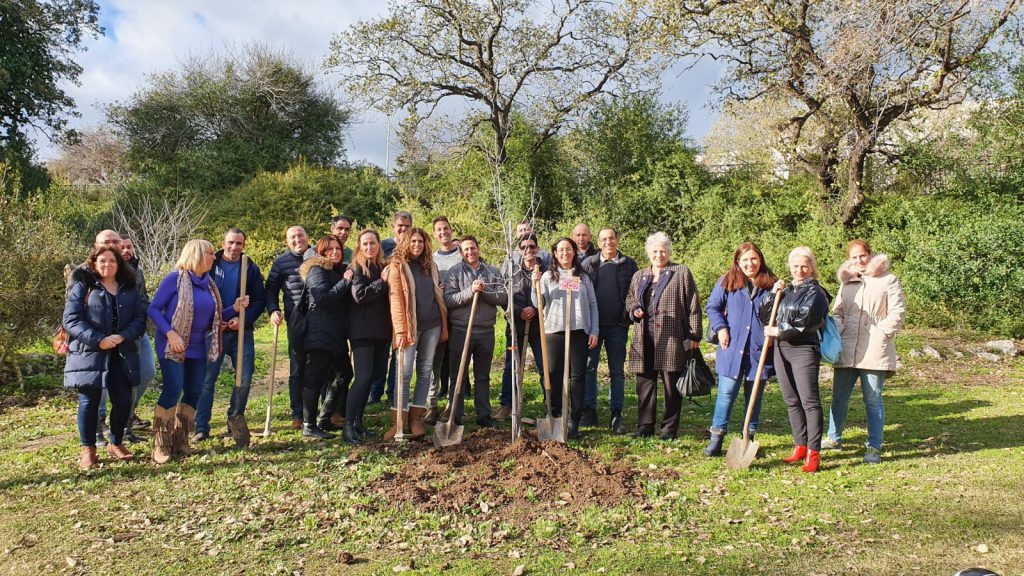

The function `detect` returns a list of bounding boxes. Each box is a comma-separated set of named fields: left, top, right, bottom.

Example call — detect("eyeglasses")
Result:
left=520, top=245, right=538, bottom=251
left=333, top=227, right=351, bottom=232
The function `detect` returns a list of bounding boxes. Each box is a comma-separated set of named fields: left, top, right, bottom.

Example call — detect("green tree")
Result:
left=107, top=44, right=350, bottom=191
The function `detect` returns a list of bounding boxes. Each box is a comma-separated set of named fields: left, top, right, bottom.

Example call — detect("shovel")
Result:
left=433, top=291, right=480, bottom=448
left=560, top=271, right=575, bottom=440
left=511, top=318, right=531, bottom=439
left=259, top=324, right=280, bottom=438
left=394, top=346, right=406, bottom=442
left=534, top=266, right=564, bottom=443
left=228, top=254, right=251, bottom=448
left=725, top=290, right=782, bottom=470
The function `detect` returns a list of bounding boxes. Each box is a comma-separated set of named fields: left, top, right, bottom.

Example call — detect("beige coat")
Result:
left=832, top=254, right=906, bottom=372
left=388, top=260, right=448, bottom=348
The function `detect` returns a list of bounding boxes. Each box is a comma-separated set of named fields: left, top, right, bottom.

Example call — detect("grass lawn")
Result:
left=0, top=326, right=1022, bottom=575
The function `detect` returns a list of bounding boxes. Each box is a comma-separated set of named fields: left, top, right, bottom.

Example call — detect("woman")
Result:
left=704, top=242, right=778, bottom=456
left=386, top=227, right=448, bottom=440
left=63, top=246, right=147, bottom=469
left=346, top=229, right=392, bottom=444
left=298, top=236, right=354, bottom=440
left=532, top=238, right=599, bottom=439
left=825, top=239, right=906, bottom=464
left=760, top=247, right=830, bottom=473
left=148, top=239, right=245, bottom=463
left=624, top=232, right=702, bottom=440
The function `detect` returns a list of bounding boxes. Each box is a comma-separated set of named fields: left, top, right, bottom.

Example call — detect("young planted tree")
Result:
left=644, top=0, right=1022, bottom=225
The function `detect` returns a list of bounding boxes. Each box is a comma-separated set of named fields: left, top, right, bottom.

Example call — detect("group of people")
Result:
left=62, top=212, right=905, bottom=473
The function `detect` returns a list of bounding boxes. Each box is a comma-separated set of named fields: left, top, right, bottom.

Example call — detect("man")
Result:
left=330, top=215, right=355, bottom=264
left=380, top=210, right=413, bottom=260
left=580, top=228, right=638, bottom=432
left=495, top=233, right=547, bottom=421
left=573, top=223, right=599, bottom=259
left=194, top=228, right=266, bottom=441
left=424, top=216, right=462, bottom=423
left=443, top=235, right=507, bottom=428
left=510, top=219, right=552, bottom=268
left=119, top=236, right=155, bottom=438
left=370, top=210, right=413, bottom=404
left=265, top=225, right=313, bottom=429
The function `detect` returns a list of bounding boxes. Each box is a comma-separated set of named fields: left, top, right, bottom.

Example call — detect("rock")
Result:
left=985, top=340, right=1018, bottom=357
left=908, top=349, right=924, bottom=358
left=922, top=346, right=942, bottom=360
left=953, top=350, right=964, bottom=358
left=976, top=352, right=1001, bottom=362
left=513, top=565, right=527, bottom=576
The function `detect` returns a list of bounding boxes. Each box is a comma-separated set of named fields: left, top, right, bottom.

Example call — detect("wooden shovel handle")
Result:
left=740, top=290, right=783, bottom=442
left=235, top=255, right=248, bottom=390
left=447, top=291, right=479, bottom=426
left=534, top=266, right=553, bottom=394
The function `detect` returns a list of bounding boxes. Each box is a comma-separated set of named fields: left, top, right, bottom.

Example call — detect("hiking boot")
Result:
left=821, top=437, right=842, bottom=451
left=95, top=430, right=108, bottom=447
left=863, top=447, right=882, bottom=464
left=494, top=404, right=512, bottom=421
left=580, top=407, right=598, bottom=427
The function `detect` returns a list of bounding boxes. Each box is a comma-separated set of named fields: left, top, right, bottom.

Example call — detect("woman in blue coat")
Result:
left=703, top=242, right=778, bottom=456
left=63, top=245, right=147, bottom=469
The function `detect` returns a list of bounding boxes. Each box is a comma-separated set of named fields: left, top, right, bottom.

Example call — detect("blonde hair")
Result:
left=351, top=229, right=384, bottom=276
left=787, top=246, right=819, bottom=279
left=176, top=239, right=214, bottom=273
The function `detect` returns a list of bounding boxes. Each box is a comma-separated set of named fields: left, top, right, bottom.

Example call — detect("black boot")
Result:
left=354, top=418, right=376, bottom=440
left=580, top=407, right=598, bottom=427
left=631, top=424, right=654, bottom=438
left=342, top=421, right=362, bottom=444
left=567, top=419, right=580, bottom=440
left=610, top=410, right=626, bottom=434
left=704, top=427, right=726, bottom=456
left=302, top=388, right=335, bottom=440
left=317, top=385, right=342, bottom=431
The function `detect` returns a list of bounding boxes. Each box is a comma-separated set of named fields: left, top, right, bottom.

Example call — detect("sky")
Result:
left=45, top=0, right=725, bottom=169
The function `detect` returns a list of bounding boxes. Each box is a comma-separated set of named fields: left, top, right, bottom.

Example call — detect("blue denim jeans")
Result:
left=584, top=324, right=628, bottom=412
left=828, top=367, right=886, bottom=449
left=157, top=357, right=208, bottom=409
left=710, top=374, right=762, bottom=433
left=395, top=325, right=442, bottom=409
left=500, top=321, right=545, bottom=407
left=195, top=330, right=256, bottom=434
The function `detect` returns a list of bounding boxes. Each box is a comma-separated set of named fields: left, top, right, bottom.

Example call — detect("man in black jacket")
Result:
left=194, top=228, right=266, bottom=440
left=580, top=228, right=638, bottom=432
left=495, top=234, right=546, bottom=421
left=266, top=225, right=312, bottom=429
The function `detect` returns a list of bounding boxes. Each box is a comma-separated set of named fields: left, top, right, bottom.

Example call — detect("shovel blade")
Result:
left=228, top=414, right=250, bottom=449
left=536, top=416, right=565, bottom=443
left=432, top=422, right=464, bottom=448
left=724, top=437, right=759, bottom=470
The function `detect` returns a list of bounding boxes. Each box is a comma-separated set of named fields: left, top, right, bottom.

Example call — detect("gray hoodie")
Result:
left=443, top=260, right=507, bottom=333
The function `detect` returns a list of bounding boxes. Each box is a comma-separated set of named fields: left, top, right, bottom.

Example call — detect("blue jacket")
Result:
left=706, top=276, right=775, bottom=381
left=212, top=249, right=266, bottom=330
left=63, top=267, right=148, bottom=389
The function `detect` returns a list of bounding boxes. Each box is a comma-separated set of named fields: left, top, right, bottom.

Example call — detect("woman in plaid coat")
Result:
left=624, top=232, right=702, bottom=440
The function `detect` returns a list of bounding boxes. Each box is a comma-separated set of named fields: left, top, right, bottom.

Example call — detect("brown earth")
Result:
left=372, top=428, right=660, bottom=516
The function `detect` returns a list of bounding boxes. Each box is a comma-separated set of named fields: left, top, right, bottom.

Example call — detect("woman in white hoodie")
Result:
left=825, top=239, right=907, bottom=464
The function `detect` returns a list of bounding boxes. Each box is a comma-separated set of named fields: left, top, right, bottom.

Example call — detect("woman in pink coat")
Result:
left=824, top=239, right=906, bottom=464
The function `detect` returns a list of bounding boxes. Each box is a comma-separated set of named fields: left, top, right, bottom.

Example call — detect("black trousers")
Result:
left=775, top=341, right=823, bottom=451
left=545, top=329, right=588, bottom=422
left=635, top=369, right=684, bottom=435
left=447, top=327, right=495, bottom=421
left=77, top=353, right=132, bottom=446
left=329, top=341, right=353, bottom=417
left=347, top=338, right=390, bottom=422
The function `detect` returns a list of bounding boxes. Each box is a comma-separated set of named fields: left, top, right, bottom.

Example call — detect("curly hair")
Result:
left=391, top=227, right=434, bottom=274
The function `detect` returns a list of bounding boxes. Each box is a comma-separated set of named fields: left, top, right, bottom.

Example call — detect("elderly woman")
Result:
left=824, top=239, right=906, bottom=464
left=64, top=245, right=148, bottom=468
left=346, top=229, right=393, bottom=443
left=148, top=239, right=246, bottom=463
left=298, top=236, right=354, bottom=440
left=533, top=237, right=599, bottom=439
left=704, top=242, right=778, bottom=456
left=760, top=247, right=831, bottom=472
left=386, top=227, right=448, bottom=440
left=624, top=232, right=701, bottom=440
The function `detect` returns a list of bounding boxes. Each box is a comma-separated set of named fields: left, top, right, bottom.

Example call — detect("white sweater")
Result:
left=532, top=267, right=599, bottom=337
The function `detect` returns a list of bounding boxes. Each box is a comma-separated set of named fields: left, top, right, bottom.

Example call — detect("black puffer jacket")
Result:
left=758, top=279, right=831, bottom=346
left=349, top=262, right=391, bottom=341
left=265, top=250, right=307, bottom=318
left=298, top=257, right=350, bottom=353
left=63, top=267, right=147, bottom=389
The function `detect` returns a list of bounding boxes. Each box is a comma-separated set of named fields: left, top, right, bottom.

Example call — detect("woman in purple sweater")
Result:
left=148, top=239, right=246, bottom=463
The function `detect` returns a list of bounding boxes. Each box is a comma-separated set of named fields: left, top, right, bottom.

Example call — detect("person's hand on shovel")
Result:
left=233, top=295, right=250, bottom=312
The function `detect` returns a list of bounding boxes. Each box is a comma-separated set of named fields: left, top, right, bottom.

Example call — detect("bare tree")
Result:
left=327, top=0, right=665, bottom=166
left=111, top=194, right=207, bottom=279
left=47, top=125, right=127, bottom=186
left=644, top=0, right=1021, bottom=225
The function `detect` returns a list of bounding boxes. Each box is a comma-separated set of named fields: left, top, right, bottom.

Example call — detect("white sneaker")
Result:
left=863, top=447, right=882, bottom=464
left=821, top=437, right=842, bottom=451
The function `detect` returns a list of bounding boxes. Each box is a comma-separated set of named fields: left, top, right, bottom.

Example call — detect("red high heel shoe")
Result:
left=801, top=450, right=821, bottom=473
left=782, top=445, right=807, bottom=464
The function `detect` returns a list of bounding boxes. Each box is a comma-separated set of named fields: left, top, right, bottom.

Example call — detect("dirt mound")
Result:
left=373, top=429, right=650, bottom=515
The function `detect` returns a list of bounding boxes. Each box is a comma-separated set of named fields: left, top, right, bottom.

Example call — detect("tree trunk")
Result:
left=840, top=142, right=870, bottom=227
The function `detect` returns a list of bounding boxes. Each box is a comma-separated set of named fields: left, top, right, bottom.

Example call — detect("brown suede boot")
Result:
left=383, top=409, right=408, bottom=441
left=172, top=403, right=197, bottom=456
left=151, top=405, right=176, bottom=464
left=407, top=406, right=427, bottom=440
left=79, top=446, right=98, bottom=470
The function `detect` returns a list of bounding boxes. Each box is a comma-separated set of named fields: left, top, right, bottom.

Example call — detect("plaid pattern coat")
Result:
left=625, top=264, right=702, bottom=373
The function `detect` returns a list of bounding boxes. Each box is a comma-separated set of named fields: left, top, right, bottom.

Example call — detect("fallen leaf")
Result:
left=975, top=544, right=990, bottom=554
left=513, top=565, right=526, bottom=576
left=66, top=557, right=78, bottom=567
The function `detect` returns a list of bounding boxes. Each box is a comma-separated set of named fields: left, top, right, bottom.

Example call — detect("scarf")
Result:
left=165, top=270, right=223, bottom=363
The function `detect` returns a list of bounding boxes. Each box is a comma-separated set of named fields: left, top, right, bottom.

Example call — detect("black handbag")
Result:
left=286, top=283, right=314, bottom=352
left=704, top=323, right=719, bottom=345
left=675, top=349, right=715, bottom=399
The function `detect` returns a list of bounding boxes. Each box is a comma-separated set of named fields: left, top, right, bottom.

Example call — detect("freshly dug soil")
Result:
left=373, top=429, right=648, bottom=515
